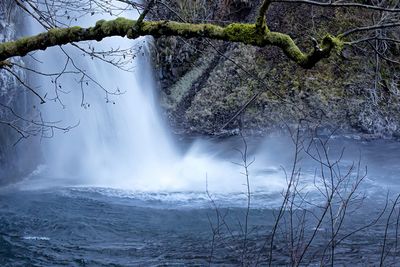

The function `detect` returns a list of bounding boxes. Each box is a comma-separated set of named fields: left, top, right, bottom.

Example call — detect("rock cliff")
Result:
left=151, top=0, right=400, bottom=139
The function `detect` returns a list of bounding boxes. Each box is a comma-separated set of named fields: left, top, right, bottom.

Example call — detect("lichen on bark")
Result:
left=0, top=18, right=343, bottom=69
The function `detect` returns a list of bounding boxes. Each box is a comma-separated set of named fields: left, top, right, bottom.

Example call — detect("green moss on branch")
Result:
left=0, top=17, right=343, bottom=68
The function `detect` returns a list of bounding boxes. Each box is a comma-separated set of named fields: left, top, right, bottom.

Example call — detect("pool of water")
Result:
left=0, top=136, right=399, bottom=266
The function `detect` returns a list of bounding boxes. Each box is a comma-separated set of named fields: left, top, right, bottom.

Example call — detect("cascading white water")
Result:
left=28, top=8, right=183, bottom=189
left=20, top=4, right=393, bottom=209
left=25, top=3, right=288, bottom=194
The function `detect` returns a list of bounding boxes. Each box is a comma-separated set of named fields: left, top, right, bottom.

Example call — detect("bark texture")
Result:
left=0, top=18, right=341, bottom=68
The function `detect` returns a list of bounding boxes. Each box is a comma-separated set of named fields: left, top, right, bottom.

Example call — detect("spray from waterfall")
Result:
left=22, top=3, right=287, bottom=193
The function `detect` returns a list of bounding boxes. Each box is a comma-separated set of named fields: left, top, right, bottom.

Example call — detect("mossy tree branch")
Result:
left=0, top=18, right=342, bottom=69
left=256, top=0, right=272, bottom=31
left=132, top=0, right=155, bottom=32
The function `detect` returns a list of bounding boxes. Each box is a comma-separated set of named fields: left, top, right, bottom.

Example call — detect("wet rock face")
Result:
left=0, top=1, right=17, bottom=182
left=0, top=1, right=39, bottom=184
left=0, top=1, right=20, bottom=183
left=152, top=1, right=400, bottom=139
left=0, top=2, right=19, bottom=102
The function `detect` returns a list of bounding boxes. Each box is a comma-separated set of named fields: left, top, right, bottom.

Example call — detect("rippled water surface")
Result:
left=0, top=137, right=399, bottom=266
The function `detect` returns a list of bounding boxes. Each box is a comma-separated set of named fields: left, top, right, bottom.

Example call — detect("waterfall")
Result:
left=0, top=1, right=39, bottom=183
left=22, top=3, right=287, bottom=194
left=26, top=8, right=186, bottom=189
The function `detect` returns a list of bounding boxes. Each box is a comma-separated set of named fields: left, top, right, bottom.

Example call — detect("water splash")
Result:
left=23, top=5, right=289, bottom=194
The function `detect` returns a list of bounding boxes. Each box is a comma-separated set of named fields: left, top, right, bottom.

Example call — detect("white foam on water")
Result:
left=22, top=236, right=50, bottom=241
